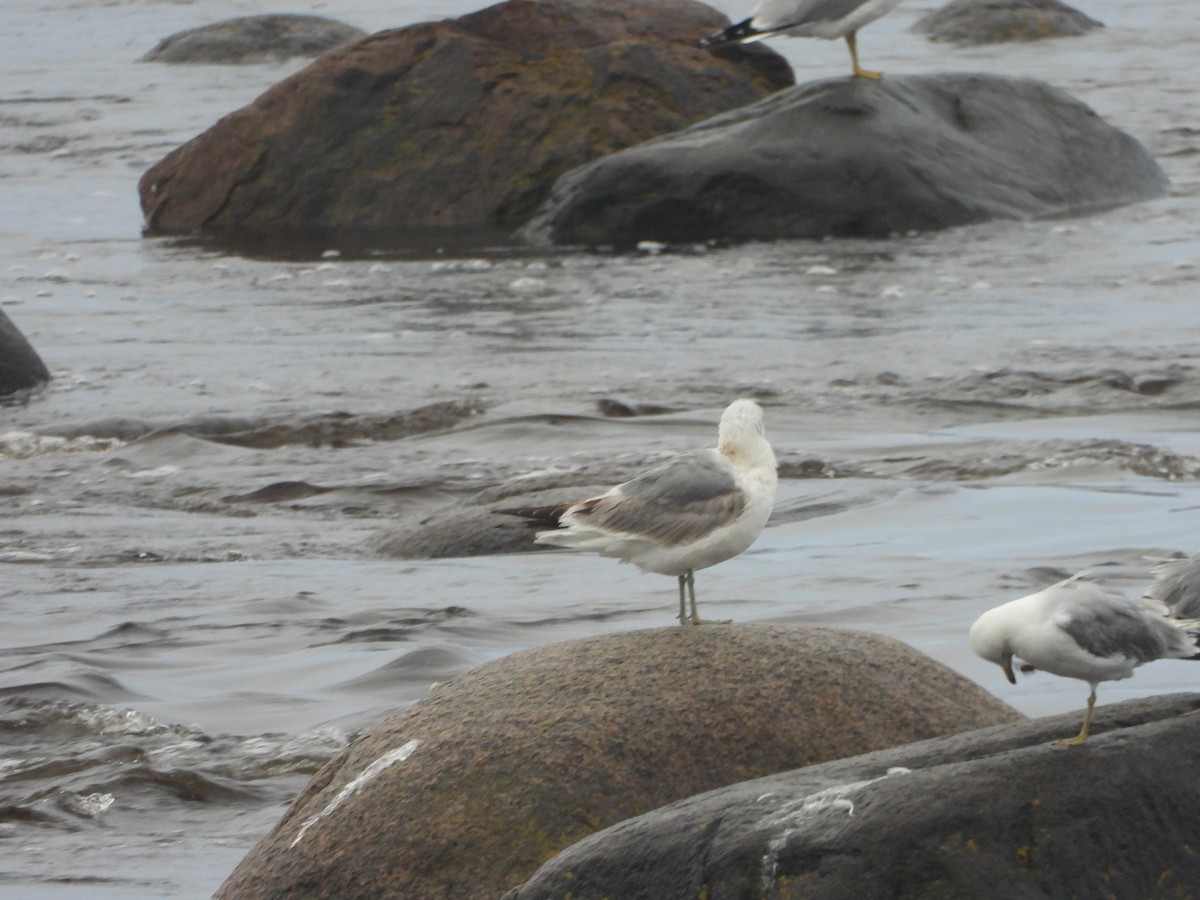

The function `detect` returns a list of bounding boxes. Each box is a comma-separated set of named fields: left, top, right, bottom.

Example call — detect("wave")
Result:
left=5, top=400, right=483, bottom=460
left=0, top=698, right=348, bottom=829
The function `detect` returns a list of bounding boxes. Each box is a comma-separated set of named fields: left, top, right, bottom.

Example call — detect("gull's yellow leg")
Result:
left=685, top=570, right=732, bottom=626
left=845, top=32, right=883, bottom=80
left=685, top=570, right=700, bottom=626
left=1057, top=686, right=1097, bottom=747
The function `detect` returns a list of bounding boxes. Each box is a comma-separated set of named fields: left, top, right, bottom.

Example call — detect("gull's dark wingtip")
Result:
left=493, top=503, right=572, bottom=528
left=700, top=17, right=759, bottom=49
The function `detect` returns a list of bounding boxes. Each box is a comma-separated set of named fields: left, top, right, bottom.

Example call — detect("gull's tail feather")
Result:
left=700, top=17, right=762, bottom=48
left=494, top=503, right=573, bottom=529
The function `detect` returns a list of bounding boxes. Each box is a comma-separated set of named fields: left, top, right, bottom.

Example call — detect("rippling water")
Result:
left=3, top=0, right=1199, bottom=894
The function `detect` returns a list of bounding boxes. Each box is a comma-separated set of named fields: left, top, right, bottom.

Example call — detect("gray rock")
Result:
left=366, top=483, right=610, bottom=559
left=913, top=0, right=1103, bottom=46
left=215, top=625, right=1021, bottom=899
left=141, top=14, right=367, bottom=65
left=0, top=309, right=50, bottom=400
left=518, top=73, right=1169, bottom=248
left=509, top=693, right=1200, bottom=899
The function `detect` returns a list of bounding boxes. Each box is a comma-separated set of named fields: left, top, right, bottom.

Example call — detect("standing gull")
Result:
left=701, top=0, right=905, bottom=80
left=1145, top=551, right=1200, bottom=619
left=970, top=571, right=1200, bottom=746
left=499, top=399, right=777, bottom=626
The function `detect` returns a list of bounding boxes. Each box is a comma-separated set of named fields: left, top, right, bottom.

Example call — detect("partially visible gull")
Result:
left=701, top=0, right=906, bottom=80
left=1145, top=551, right=1200, bottom=619
left=499, top=399, right=778, bottom=626
left=970, top=570, right=1200, bottom=746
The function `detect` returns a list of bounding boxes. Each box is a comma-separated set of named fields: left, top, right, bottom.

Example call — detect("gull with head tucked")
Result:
left=701, top=0, right=906, bottom=80
left=970, top=567, right=1200, bottom=746
left=499, top=399, right=778, bottom=626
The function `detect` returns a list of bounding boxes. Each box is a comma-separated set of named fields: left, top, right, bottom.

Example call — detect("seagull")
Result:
left=498, top=399, right=778, bottom=626
left=701, top=0, right=905, bottom=80
left=970, top=571, right=1200, bottom=746
left=1145, top=551, right=1200, bottom=619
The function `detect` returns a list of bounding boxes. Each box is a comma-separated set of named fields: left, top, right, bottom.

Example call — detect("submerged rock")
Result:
left=141, top=15, right=367, bottom=64
left=509, top=694, right=1200, bottom=899
left=367, top=483, right=611, bottom=559
left=138, top=0, right=792, bottom=244
left=0, top=309, right=50, bottom=400
left=215, top=625, right=1020, bottom=899
left=913, top=0, right=1103, bottom=45
left=519, top=72, right=1169, bottom=248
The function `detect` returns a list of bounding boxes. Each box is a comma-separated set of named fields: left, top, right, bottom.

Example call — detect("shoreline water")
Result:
left=2, top=0, right=1199, bottom=894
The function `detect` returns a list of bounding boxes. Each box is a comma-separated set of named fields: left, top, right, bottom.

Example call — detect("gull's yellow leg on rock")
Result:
left=846, top=32, right=883, bottom=80
left=1057, top=686, right=1098, bottom=747
left=685, top=570, right=700, bottom=626
left=677, top=570, right=701, bottom=627
left=680, top=569, right=730, bottom=626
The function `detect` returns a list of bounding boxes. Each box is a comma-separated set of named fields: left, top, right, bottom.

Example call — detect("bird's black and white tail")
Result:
left=494, top=503, right=571, bottom=529
left=700, top=18, right=763, bottom=48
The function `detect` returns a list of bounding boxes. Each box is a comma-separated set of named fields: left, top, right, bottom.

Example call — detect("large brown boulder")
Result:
left=138, top=0, right=792, bottom=244
left=216, top=625, right=1020, bottom=899
left=509, top=694, right=1200, bottom=899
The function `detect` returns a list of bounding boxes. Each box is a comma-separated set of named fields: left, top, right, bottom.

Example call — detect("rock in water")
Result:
left=0, top=309, right=50, bottom=400
left=518, top=72, right=1169, bottom=248
left=913, top=0, right=1103, bottom=46
left=215, top=625, right=1020, bottom=899
left=367, top=483, right=614, bottom=559
left=141, top=15, right=367, bottom=64
left=138, top=0, right=792, bottom=245
left=508, top=694, right=1200, bottom=899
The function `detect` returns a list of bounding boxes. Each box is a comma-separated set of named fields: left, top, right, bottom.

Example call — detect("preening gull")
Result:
left=499, top=399, right=777, bottom=626
left=701, top=0, right=905, bottom=80
left=970, top=571, right=1200, bottom=746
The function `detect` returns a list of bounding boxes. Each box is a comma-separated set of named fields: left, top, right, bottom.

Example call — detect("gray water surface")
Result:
left=2, top=0, right=1199, bottom=894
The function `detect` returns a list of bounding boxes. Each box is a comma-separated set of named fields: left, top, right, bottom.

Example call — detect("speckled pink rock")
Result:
left=217, top=624, right=1021, bottom=899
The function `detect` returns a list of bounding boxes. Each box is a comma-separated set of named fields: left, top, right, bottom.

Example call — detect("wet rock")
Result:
left=215, top=625, right=1021, bottom=899
left=519, top=73, right=1169, bottom=248
left=595, top=397, right=677, bottom=417
left=141, top=15, right=367, bottom=65
left=508, top=693, right=1200, bottom=899
left=138, top=0, right=793, bottom=244
left=0, top=309, right=50, bottom=400
left=194, top=401, right=485, bottom=449
left=367, top=483, right=610, bottom=559
left=913, top=0, right=1103, bottom=45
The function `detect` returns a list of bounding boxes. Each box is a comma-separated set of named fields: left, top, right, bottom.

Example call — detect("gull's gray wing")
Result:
left=569, top=451, right=745, bottom=546
left=753, top=0, right=876, bottom=30
left=1053, top=581, right=1183, bottom=664
left=1147, top=553, right=1200, bottom=619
